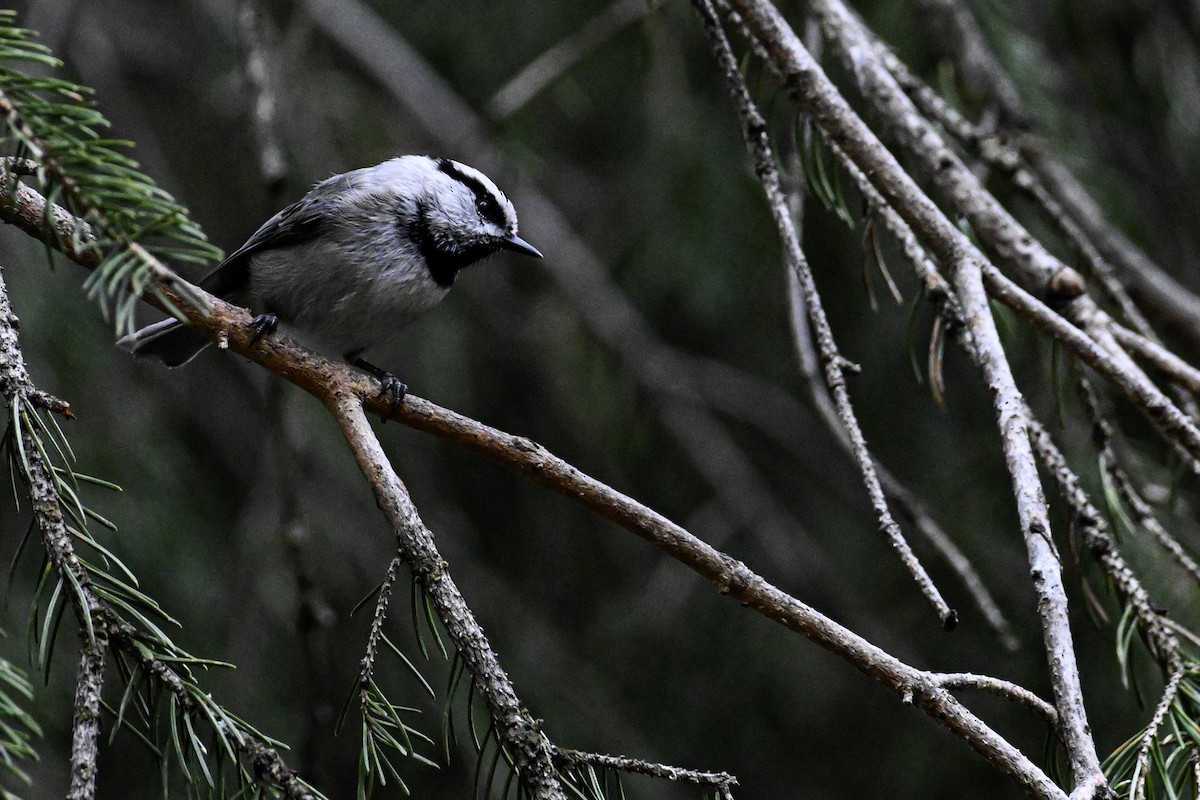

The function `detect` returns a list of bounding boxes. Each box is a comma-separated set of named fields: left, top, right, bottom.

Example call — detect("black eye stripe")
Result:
left=434, top=158, right=509, bottom=228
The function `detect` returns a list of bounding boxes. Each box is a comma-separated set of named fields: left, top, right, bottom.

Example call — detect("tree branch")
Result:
left=0, top=254, right=312, bottom=798
left=906, top=0, right=1200, bottom=364
left=326, top=393, right=567, bottom=800
left=1, top=142, right=1068, bottom=800
left=552, top=748, right=737, bottom=799
left=723, top=0, right=1106, bottom=789
left=66, top=637, right=106, bottom=800
left=696, top=0, right=956, bottom=628
left=932, top=673, right=1058, bottom=728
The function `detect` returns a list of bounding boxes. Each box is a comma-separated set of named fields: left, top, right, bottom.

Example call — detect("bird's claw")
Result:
left=348, top=356, right=407, bottom=422
left=376, top=374, right=407, bottom=422
left=248, top=313, right=279, bottom=347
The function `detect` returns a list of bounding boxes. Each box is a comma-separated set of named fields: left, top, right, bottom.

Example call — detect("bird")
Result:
left=120, top=155, right=543, bottom=409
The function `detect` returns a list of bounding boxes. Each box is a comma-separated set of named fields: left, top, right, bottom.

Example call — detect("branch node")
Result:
left=1047, top=267, right=1087, bottom=306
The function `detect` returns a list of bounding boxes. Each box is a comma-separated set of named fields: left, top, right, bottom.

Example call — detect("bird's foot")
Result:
left=350, top=357, right=407, bottom=422
left=248, top=313, right=279, bottom=347
left=376, top=374, right=408, bottom=421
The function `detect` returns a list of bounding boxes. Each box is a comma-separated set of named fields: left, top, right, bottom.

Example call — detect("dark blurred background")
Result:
left=2, top=0, right=1200, bottom=797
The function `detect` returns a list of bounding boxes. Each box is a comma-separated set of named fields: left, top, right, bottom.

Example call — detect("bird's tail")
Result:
left=117, top=318, right=211, bottom=367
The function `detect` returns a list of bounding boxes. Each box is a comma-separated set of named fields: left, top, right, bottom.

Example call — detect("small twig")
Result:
left=933, top=673, right=1058, bottom=728
left=360, top=553, right=404, bottom=695
left=552, top=748, right=738, bottom=798
left=109, top=625, right=315, bottom=799
left=980, top=264, right=1200, bottom=469
left=1027, top=413, right=1182, bottom=667
left=1131, top=667, right=1185, bottom=800
left=1075, top=375, right=1200, bottom=588
left=487, top=0, right=664, bottom=120
left=66, top=633, right=106, bottom=800
left=1109, top=323, right=1200, bottom=396
left=788, top=134, right=1018, bottom=646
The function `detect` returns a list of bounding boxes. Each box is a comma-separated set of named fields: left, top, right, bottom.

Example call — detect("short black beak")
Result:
left=500, top=233, right=543, bottom=258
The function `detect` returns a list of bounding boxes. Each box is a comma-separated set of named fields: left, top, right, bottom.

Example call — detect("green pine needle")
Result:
left=0, top=11, right=220, bottom=336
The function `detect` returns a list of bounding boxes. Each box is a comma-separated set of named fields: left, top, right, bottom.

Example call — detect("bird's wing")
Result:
left=197, top=195, right=337, bottom=298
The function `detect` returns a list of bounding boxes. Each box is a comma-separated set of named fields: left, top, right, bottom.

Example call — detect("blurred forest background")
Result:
left=2, top=0, right=1200, bottom=798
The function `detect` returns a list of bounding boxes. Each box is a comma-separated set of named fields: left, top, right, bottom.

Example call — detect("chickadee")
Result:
left=121, top=155, right=542, bottom=406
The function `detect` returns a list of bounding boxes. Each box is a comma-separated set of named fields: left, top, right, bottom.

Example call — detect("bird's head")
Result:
left=394, top=156, right=542, bottom=285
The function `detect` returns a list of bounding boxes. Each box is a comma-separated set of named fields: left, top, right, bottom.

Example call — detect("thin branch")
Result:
left=696, top=0, right=956, bottom=628
left=66, top=636, right=107, bottom=800
left=933, top=673, right=1058, bottom=728
left=552, top=748, right=737, bottom=798
left=1108, top=323, right=1200, bottom=396
left=1026, top=415, right=1183, bottom=668
left=360, top=554, right=403, bottom=698
left=1131, top=667, right=1185, bottom=800
left=782, top=135, right=1017, bottom=648
left=487, top=0, right=664, bottom=120
left=1074, top=374, right=1200, bottom=588
left=109, top=625, right=317, bottom=799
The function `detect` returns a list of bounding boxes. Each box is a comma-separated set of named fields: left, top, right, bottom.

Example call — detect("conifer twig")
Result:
left=66, top=638, right=106, bottom=800
left=552, top=748, right=737, bottom=799
left=0, top=254, right=314, bottom=799
left=932, top=673, right=1057, bottom=727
